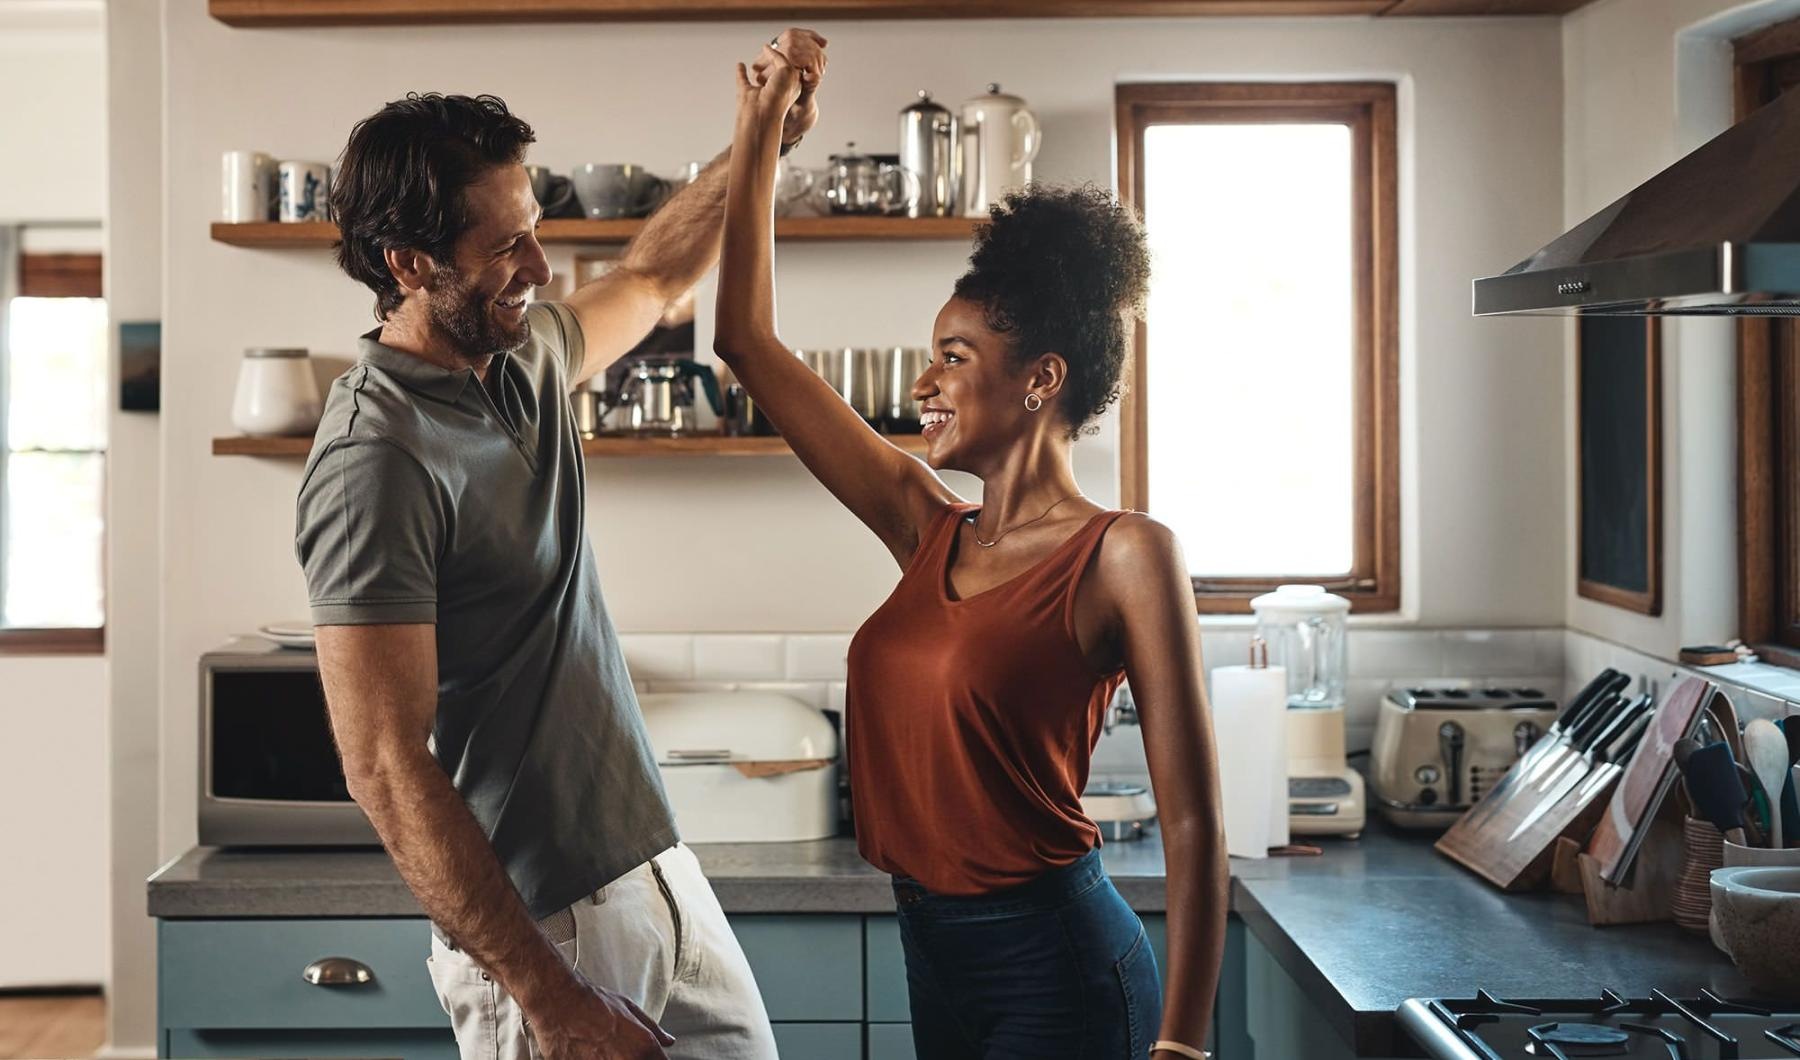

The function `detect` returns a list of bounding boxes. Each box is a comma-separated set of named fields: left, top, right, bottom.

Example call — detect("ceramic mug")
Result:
left=278, top=161, right=331, bottom=223
left=221, top=150, right=277, bottom=222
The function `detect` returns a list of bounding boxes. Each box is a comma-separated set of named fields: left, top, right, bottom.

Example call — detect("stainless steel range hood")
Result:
left=1473, top=86, right=1800, bottom=317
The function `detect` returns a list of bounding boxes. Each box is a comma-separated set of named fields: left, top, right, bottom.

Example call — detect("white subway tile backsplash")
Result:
left=1533, top=629, right=1567, bottom=677
left=693, top=635, right=786, bottom=681
left=618, top=633, right=693, bottom=681
left=737, top=681, right=831, bottom=711
left=1348, top=631, right=1442, bottom=678
left=642, top=680, right=741, bottom=695
left=1441, top=630, right=1539, bottom=676
left=827, top=681, right=848, bottom=716
left=1200, top=631, right=1252, bottom=671
left=785, top=634, right=852, bottom=681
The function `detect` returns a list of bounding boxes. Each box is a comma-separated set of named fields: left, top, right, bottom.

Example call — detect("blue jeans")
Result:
left=891, top=847, right=1163, bottom=1060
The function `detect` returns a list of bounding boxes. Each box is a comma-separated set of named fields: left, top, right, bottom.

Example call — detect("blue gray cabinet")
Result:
left=157, top=912, right=1199, bottom=1059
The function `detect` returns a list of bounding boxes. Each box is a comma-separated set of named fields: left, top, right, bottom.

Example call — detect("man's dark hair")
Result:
left=333, top=93, right=536, bottom=320
left=953, top=183, right=1150, bottom=439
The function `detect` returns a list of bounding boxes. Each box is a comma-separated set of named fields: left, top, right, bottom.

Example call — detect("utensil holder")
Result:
left=1674, top=816, right=1725, bottom=934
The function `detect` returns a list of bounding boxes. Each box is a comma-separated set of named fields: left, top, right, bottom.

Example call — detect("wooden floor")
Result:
left=0, top=994, right=104, bottom=1060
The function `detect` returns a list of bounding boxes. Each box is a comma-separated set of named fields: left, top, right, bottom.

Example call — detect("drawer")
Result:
left=867, top=1022, right=915, bottom=1060
left=159, top=919, right=445, bottom=1030
left=166, top=1027, right=457, bottom=1059
left=770, top=1022, right=864, bottom=1060
left=864, top=917, right=910, bottom=1022
left=729, top=915, right=863, bottom=1021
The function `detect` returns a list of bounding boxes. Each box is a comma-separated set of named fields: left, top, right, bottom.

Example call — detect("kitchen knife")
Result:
left=1507, top=694, right=1644, bottom=842
left=1529, top=692, right=1629, bottom=798
left=1459, top=669, right=1624, bottom=827
left=1686, top=741, right=1750, bottom=846
left=1600, top=707, right=1653, bottom=764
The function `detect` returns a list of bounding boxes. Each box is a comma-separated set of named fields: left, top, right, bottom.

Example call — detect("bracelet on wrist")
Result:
left=1151, top=1042, right=1209, bottom=1060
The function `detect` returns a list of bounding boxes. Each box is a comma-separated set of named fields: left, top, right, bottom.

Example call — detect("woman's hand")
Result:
left=745, top=29, right=826, bottom=144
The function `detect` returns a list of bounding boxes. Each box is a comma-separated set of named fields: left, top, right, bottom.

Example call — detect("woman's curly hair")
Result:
left=953, top=183, right=1150, bottom=438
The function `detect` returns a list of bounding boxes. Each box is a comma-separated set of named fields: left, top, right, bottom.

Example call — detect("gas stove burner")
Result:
left=1526, top=1022, right=1631, bottom=1057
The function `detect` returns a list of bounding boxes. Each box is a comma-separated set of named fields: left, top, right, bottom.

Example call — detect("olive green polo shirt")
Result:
left=295, top=302, right=677, bottom=919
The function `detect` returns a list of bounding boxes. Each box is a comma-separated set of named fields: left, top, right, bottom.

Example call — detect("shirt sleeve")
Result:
left=295, top=438, right=444, bottom=626
left=528, top=301, right=586, bottom=382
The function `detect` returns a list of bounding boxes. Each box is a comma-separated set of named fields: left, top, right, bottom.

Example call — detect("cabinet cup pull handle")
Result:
left=303, top=956, right=375, bottom=986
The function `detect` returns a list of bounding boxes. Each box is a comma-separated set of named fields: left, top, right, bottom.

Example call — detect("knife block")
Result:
left=1578, top=815, right=1684, bottom=926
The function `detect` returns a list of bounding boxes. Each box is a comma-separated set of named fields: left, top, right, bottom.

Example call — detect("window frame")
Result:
left=0, top=249, right=106, bottom=656
left=1734, top=24, right=1800, bottom=668
left=1115, top=82, right=1400, bottom=614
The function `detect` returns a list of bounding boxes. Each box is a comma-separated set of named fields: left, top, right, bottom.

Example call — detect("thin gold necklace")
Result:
left=966, top=494, right=1083, bottom=549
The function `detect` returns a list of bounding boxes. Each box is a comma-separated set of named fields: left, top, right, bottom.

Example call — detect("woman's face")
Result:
left=913, top=295, right=1045, bottom=470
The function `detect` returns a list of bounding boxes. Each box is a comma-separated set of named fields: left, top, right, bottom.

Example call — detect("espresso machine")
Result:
left=1251, top=585, right=1366, bottom=838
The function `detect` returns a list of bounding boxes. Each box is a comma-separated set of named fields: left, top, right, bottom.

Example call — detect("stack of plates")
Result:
left=258, top=621, right=315, bottom=649
left=1673, top=816, right=1725, bottom=933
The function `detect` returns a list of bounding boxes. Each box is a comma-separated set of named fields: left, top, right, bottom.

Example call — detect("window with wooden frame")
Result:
left=0, top=233, right=106, bottom=655
left=1116, top=83, right=1399, bottom=613
left=1736, top=22, right=1800, bottom=666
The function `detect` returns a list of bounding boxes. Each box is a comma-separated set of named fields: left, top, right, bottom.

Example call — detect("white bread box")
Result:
left=639, top=691, right=839, bottom=843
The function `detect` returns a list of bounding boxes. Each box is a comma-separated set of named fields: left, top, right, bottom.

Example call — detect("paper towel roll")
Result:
left=1210, top=664, right=1290, bottom=859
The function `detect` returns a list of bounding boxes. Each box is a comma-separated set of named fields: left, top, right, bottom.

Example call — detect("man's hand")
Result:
left=749, top=28, right=827, bottom=145
left=528, top=979, right=676, bottom=1060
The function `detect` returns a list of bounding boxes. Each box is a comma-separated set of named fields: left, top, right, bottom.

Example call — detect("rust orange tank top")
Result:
left=846, top=502, right=1129, bottom=896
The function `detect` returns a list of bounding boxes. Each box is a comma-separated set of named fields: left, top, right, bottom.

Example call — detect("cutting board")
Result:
left=1585, top=677, right=1713, bottom=883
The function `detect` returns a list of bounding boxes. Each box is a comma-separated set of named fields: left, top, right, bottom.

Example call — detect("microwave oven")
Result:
left=198, top=638, right=377, bottom=846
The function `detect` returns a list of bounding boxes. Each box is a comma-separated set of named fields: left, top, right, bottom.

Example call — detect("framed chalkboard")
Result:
left=1577, top=317, right=1662, bottom=614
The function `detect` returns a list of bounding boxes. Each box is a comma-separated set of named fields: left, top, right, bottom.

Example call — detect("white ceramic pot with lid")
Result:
left=1249, top=584, right=1350, bottom=711
left=959, top=83, right=1041, bottom=216
left=231, top=348, right=323, bottom=436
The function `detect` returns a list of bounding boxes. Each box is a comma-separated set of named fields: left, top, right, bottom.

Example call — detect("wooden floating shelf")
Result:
left=214, top=433, right=928, bottom=458
left=208, top=0, right=1596, bottom=27
left=211, top=216, right=979, bottom=248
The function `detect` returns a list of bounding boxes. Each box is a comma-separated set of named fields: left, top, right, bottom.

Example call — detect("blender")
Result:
left=1251, top=585, right=1365, bottom=838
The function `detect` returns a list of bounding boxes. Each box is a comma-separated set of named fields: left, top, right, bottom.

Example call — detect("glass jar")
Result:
left=1250, top=584, right=1349, bottom=711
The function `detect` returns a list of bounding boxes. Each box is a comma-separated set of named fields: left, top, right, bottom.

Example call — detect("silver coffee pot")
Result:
left=899, top=90, right=959, bottom=218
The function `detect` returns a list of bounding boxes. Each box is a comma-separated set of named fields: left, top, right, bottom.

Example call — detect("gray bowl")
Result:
left=1711, top=866, right=1800, bottom=995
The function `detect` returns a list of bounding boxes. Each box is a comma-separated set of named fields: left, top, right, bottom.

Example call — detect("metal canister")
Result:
left=885, top=347, right=931, bottom=431
left=846, top=348, right=891, bottom=423
left=899, top=90, right=959, bottom=219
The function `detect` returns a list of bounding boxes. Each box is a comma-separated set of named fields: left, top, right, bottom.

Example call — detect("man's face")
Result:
left=426, top=164, right=553, bottom=361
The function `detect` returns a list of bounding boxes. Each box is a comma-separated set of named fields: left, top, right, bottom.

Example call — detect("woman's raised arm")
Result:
left=712, top=53, right=957, bottom=566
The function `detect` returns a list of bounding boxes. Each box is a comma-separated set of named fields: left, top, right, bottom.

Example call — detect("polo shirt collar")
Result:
left=358, top=327, right=479, bottom=403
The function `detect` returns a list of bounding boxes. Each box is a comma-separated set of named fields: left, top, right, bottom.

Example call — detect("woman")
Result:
left=717, top=51, right=1228, bottom=1060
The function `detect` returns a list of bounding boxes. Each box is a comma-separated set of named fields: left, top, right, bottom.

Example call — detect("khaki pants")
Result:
left=425, top=844, right=777, bottom=1060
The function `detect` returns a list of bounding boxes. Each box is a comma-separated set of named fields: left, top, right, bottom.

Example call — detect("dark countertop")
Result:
left=148, top=822, right=1758, bottom=1057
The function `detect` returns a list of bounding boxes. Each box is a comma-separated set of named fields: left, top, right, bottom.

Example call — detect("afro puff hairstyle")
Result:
left=952, top=183, right=1150, bottom=439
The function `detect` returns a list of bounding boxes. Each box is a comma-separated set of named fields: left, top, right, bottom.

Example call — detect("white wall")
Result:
left=0, top=1, right=106, bottom=223
left=154, top=10, right=1567, bottom=854
left=103, top=0, right=162, bottom=1048
left=1560, top=0, right=1797, bottom=660
left=0, top=0, right=110, bottom=994
left=0, top=657, right=108, bottom=987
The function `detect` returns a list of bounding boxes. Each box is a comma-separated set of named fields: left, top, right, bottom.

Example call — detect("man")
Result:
left=294, top=30, right=828, bottom=1060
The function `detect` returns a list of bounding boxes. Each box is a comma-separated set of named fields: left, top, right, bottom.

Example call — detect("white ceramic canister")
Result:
left=959, top=83, right=1041, bottom=217
left=232, top=348, right=323, bottom=436
left=221, top=150, right=277, bottom=222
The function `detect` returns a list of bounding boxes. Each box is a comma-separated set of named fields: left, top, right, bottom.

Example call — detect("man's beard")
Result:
left=428, top=263, right=531, bottom=361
